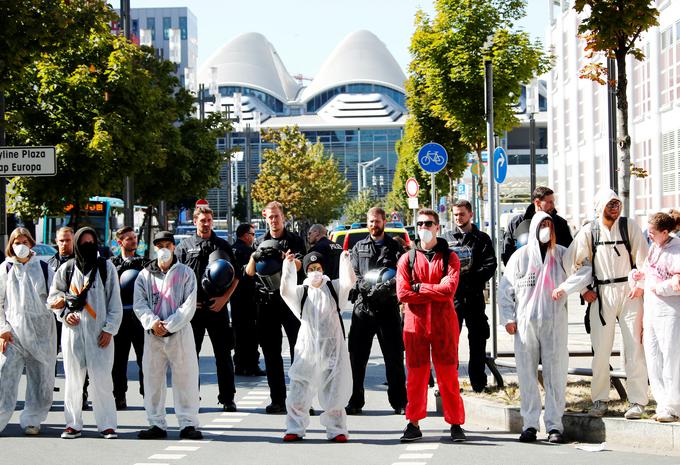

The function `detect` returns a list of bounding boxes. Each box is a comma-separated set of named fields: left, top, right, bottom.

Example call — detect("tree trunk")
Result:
left=616, top=51, right=632, bottom=216
left=476, top=148, right=486, bottom=228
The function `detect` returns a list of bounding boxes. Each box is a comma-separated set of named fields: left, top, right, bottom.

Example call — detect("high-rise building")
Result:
left=548, top=0, right=677, bottom=227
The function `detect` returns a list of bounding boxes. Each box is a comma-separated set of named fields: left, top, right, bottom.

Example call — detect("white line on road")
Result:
left=220, top=412, right=249, bottom=416
left=242, top=396, right=268, bottom=400
left=405, top=444, right=440, bottom=451
left=248, top=390, right=269, bottom=394
left=134, top=463, right=170, bottom=465
left=202, top=424, right=235, bottom=429
left=147, top=454, right=186, bottom=460
left=391, top=462, right=427, bottom=465
left=399, top=453, right=434, bottom=459
left=212, top=418, right=242, bottom=423
left=179, top=439, right=211, bottom=443
left=165, top=446, right=200, bottom=452
left=237, top=401, right=264, bottom=405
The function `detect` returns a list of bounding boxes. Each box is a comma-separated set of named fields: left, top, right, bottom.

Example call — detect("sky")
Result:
left=123, top=0, right=551, bottom=77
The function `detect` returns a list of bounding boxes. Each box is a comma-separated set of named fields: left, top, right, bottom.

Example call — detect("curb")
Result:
left=447, top=394, right=680, bottom=454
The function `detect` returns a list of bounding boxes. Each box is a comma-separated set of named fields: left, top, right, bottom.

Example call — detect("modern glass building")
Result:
left=197, top=31, right=407, bottom=217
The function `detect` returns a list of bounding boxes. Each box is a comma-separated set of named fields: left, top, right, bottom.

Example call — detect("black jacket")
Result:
left=442, top=224, right=497, bottom=300
left=309, top=236, right=343, bottom=280
left=47, top=252, right=74, bottom=273
left=110, top=254, right=149, bottom=276
left=175, top=231, right=240, bottom=303
left=255, top=229, right=307, bottom=288
left=350, top=233, right=403, bottom=310
left=231, top=238, right=256, bottom=298
left=501, top=204, right=573, bottom=266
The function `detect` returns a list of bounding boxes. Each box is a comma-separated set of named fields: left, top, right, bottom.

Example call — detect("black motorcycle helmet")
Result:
left=119, top=269, right=140, bottom=307
left=202, top=259, right=235, bottom=297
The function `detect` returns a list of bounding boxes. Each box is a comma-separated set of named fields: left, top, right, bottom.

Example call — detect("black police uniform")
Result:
left=110, top=254, right=148, bottom=404
left=175, top=231, right=241, bottom=406
left=254, top=229, right=306, bottom=408
left=309, top=236, right=343, bottom=280
left=347, top=233, right=407, bottom=413
left=230, top=237, right=262, bottom=375
left=48, top=252, right=74, bottom=353
left=443, top=225, right=497, bottom=392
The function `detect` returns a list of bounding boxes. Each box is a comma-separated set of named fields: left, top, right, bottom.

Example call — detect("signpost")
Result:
left=417, top=142, right=447, bottom=210
left=195, top=198, right=209, bottom=208
left=405, top=177, right=420, bottom=226
left=493, top=147, right=508, bottom=184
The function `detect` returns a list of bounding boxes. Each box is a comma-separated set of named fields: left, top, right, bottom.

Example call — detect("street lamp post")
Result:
left=121, top=0, right=134, bottom=229
left=527, top=79, right=538, bottom=195
left=607, top=57, right=618, bottom=193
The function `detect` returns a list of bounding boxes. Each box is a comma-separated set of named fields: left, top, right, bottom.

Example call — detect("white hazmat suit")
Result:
left=632, top=235, right=680, bottom=418
left=0, top=256, right=56, bottom=432
left=566, top=189, right=648, bottom=405
left=279, top=253, right=355, bottom=439
left=48, top=259, right=122, bottom=433
left=500, top=212, right=591, bottom=433
left=133, top=259, right=199, bottom=430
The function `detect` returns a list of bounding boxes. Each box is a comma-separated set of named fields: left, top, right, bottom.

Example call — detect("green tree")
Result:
left=252, top=126, right=349, bottom=227
left=344, top=189, right=382, bottom=224
left=406, top=0, right=549, bottom=204
left=575, top=0, right=659, bottom=214
left=233, top=185, right=248, bottom=223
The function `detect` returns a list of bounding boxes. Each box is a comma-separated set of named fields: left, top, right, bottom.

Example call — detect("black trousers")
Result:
left=112, top=310, right=144, bottom=399
left=192, top=306, right=235, bottom=404
left=347, top=304, right=406, bottom=410
left=231, top=295, right=261, bottom=371
left=455, top=295, right=490, bottom=392
left=256, top=293, right=300, bottom=405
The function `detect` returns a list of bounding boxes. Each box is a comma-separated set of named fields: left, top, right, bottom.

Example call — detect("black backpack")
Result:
left=62, top=257, right=109, bottom=290
left=5, top=260, right=50, bottom=294
left=405, top=246, right=450, bottom=286
left=300, top=281, right=345, bottom=338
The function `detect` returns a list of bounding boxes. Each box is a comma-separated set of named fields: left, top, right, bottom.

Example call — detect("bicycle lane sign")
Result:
left=417, top=142, right=448, bottom=174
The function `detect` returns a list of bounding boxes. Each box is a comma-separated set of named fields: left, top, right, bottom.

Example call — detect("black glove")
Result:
left=359, top=278, right=372, bottom=294
left=251, top=250, right=263, bottom=262
left=64, top=293, right=87, bottom=312
left=411, top=283, right=421, bottom=293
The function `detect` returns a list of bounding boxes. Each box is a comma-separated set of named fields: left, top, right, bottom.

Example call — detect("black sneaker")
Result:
left=82, top=393, right=90, bottom=411
left=400, top=423, right=423, bottom=442
left=345, top=406, right=362, bottom=415
left=138, top=426, right=168, bottom=439
left=519, top=427, right=537, bottom=443
left=115, top=397, right=127, bottom=410
left=222, top=401, right=237, bottom=412
left=265, top=403, right=286, bottom=414
left=547, top=429, right=565, bottom=444
left=179, top=426, right=203, bottom=440
left=450, top=424, right=466, bottom=442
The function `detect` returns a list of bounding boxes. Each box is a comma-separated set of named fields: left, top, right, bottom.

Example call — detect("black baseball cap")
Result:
left=153, top=231, right=175, bottom=245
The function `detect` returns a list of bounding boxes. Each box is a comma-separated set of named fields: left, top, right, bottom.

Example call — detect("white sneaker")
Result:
left=588, top=400, right=608, bottom=418
left=624, top=403, right=644, bottom=420
left=655, top=411, right=677, bottom=423
left=24, top=425, right=40, bottom=436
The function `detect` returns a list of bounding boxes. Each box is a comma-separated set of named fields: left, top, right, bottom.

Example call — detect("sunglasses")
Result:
left=605, top=202, right=621, bottom=210
left=416, top=220, right=436, bottom=227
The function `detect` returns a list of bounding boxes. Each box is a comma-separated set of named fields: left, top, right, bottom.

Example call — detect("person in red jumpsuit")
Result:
left=396, top=208, right=466, bottom=442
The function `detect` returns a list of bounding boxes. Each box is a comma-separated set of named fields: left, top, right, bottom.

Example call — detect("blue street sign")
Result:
left=493, top=147, right=508, bottom=184
left=418, top=142, right=448, bottom=173
left=457, top=183, right=466, bottom=197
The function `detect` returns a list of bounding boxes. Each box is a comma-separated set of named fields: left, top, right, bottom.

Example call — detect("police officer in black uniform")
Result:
left=245, top=201, right=306, bottom=414
left=231, top=223, right=265, bottom=376
left=443, top=200, right=497, bottom=393
left=110, top=226, right=148, bottom=409
left=308, top=224, right=343, bottom=280
left=346, top=207, right=407, bottom=415
left=175, top=206, right=241, bottom=412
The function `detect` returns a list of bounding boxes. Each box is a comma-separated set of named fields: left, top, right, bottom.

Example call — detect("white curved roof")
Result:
left=198, top=32, right=300, bottom=103
left=300, top=30, right=406, bottom=103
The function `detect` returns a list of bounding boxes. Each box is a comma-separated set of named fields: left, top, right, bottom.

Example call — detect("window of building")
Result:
left=592, top=81, right=602, bottom=136
left=577, top=88, right=584, bottom=143
left=563, top=99, right=571, bottom=149
left=305, top=84, right=405, bottom=112
left=218, top=86, right=284, bottom=113
left=179, top=16, right=188, bottom=40
left=662, top=129, right=678, bottom=193
left=562, top=29, right=570, bottom=84
left=146, top=17, right=155, bottom=41
left=163, top=17, right=171, bottom=40
left=633, top=43, right=651, bottom=120
left=660, top=26, right=673, bottom=107
left=132, top=19, right=139, bottom=37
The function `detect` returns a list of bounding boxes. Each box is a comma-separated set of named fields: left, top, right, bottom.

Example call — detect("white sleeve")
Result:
left=133, top=270, right=159, bottom=331
left=0, top=266, right=10, bottom=334
left=558, top=248, right=593, bottom=295
left=47, top=262, right=69, bottom=322
left=102, top=261, right=123, bottom=335
left=499, top=254, right=518, bottom=325
left=163, top=268, right=197, bottom=333
left=629, top=220, right=649, bottom=269
left=280, top=259, right=303, bottom=320
left=333, top=252, right=356, bottom=308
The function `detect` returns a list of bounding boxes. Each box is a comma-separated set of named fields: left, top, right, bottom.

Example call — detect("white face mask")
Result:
left=418, top=229, right=433, bottom=244
left=307, top=270, right=323, bottom=286
left=157, top=248, right=173, bottom=264
left=13, top=244, right=30, bottom=259
left=538, top=227, right=552, bottom=244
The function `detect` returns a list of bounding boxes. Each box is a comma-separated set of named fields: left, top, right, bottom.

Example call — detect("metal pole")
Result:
left=245, top=124, right=252, bottom=223
left=0, top=91, right=6, bottom=249
left=529, top=112, right=536, bottom=195
left=122, top=0, right=134, bottom=229
left=484, top=58, right=498, bottom=359
left=225, top=126, right=231, bottom=230
left=430, top=173, right=436, bottom=210
left=607, top=57, right=618, bottom=192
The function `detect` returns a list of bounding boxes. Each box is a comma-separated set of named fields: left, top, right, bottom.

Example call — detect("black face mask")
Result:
left=79, top=242, right=98, bottom=263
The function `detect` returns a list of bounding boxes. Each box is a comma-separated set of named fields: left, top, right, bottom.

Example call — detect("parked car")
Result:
left=33, top=243, right=57, bottom=262
left=342, top=227, right=411, bottom=251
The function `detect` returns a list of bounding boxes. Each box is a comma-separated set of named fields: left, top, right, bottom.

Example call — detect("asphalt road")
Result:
left=1, top=306, right=678, bottom=465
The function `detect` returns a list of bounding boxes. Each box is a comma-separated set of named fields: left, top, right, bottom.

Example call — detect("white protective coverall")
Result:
left=133, top=259, right=199, bottom=429
left=566, top=189, right=649, bottom=404
left=48, top=259, right=122, bottom=432
left=0, top=256, right=56, bottom=432
left=279, top=253, right=356, bottom=439
left=500, top=212, right=591, bottom=433
left=632, top=236, right=680, bottom=417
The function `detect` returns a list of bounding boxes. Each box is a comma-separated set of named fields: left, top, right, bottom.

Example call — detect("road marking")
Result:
left=212, top=418, right=242, bottom=423
left=391, top=462, right=427, bottom=465
left=237, top=401, right=263, bottom=405
left=134, top=463, right=170, bottom=465
left=248, top=390, right=269, bottom=394
left=202, top=424, right=235, bottom=429
left=242, top=396, right=268, bottom=400
left=148, top=454, right=186, bottom=460
left=399, top=453, right=434, bottom=459
left=179, top=439, right=210, bottom=443
left=405, top=444, right=439, bottom=451
left=165, top=446, right=200, bottom=452
left=220, top=412, right=249, bottom=416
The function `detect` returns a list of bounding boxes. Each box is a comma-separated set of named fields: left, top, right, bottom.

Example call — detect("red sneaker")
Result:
left=283, top=433, right=302, bottom=442
left=331, top=434, right=348, bottom=443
